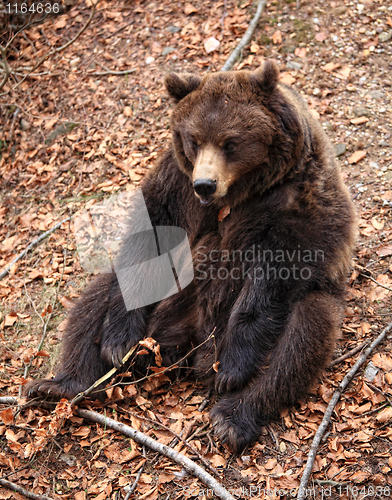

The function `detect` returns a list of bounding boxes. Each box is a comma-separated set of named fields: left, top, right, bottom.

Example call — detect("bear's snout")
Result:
left=193, top=178, right=217, bottom=203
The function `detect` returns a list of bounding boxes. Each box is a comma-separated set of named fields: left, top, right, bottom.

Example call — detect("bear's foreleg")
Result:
left=215, top=281, right=288, bottom=393
left=210, top=291, right=342, bottom=452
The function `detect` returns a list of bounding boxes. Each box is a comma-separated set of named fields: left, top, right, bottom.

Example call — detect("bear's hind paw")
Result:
left=209, top=399, right=261, bottom=453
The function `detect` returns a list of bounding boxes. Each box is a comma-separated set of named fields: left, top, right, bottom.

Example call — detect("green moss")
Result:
left=293, top=18, right=313, bottom=43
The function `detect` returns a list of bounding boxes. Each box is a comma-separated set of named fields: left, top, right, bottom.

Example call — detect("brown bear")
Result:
left=25, top=61, right=356, bottom=452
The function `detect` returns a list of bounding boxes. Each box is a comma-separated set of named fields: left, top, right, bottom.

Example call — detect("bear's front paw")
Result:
left=215, top=361, right=254, bottom=393
left=24, top=378, right=81, bottom=400
left=100, top=341, right=136, bottom=368
left=209, top=396, right=261, bottom=452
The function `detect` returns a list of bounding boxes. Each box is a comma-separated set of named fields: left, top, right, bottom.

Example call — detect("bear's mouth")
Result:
left=198, top=196, right=213, bottom=206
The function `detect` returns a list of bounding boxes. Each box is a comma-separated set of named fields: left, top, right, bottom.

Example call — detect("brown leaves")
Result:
left=348, top=150, right=367, bottom=164
left=271, top=30, right=282, bottom=45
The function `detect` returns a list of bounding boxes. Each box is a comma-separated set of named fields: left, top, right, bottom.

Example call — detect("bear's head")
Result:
left=165, top=61, right=305, bottom=207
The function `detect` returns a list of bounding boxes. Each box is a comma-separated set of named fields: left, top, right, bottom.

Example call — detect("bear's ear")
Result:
left=165, top=73, right=202, bottom=102
left=250, top=60, right=279, bottom=94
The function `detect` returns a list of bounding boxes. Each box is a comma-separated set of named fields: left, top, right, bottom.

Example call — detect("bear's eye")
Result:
left=189, top=137, right=199, bottom=154
left=223, top=140, right=237, bottom=156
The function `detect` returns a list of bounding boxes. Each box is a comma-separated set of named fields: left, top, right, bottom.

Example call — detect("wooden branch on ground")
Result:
left=0, top=396, right=231, bottom=498
left=76, top=408, right=236, bottom=500
left=221, top=0, right=267, bottom=72
left=297, top=321, right=392, bottom=499
left=125, top=410, right=220, bottom=477
left=0, top=478, right=54, bottom=500
left=0, top=217, right=70, bottom=281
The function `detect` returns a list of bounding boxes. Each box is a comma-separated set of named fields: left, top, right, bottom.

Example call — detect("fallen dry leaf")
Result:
left=271, top=30, right=282, bottom=45
left=350, top=117, right=369, bottom=125
left=371, top=217, right=384, bottom=230
left=372, top=353, right=392, bottom=371
left=348, top=150, right=367, bottom=164
left=376, top=407, right=392, bottom=423
left=184, top=2, right=197, bottom=14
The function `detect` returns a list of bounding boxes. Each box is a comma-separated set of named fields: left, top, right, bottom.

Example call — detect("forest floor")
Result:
left=0, top=0, right=392, bottom=499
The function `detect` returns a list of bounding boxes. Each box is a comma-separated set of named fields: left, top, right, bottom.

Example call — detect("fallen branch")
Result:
left=0, top=396, right=20, bottom=405
left=76, top=408, right=235, bottom=500
left=0, top=478, right=54, bottom=500
left=0, top=217, right=70, bottom=281
left=297, top=321, right=392, bottom=499
left=124, top=410, right=220, bottom=477
left=221, top=0, right=267, bottom=72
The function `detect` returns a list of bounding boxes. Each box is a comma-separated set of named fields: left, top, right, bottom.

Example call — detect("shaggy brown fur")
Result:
left=25, top=61, right=356, bottom=452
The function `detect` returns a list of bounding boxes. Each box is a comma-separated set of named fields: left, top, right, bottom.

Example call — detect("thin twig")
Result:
left=0, top=217, right=71, bottom=281
left=76, top=408, right=235, bottom=500
left=366, top=274, right=392, bottom=293
left=70, top=344, right=139, bottom=405
left=328, top=340, right=368, bottom=367
left=123, top=465, right=144, bottom=500
left=221, top=0, right=267, bottom=72
left=78, top=68, right=137, bottom=76
left=297, top=321, right=392, bottom=499
left=0, top=478, right=54, bottom=500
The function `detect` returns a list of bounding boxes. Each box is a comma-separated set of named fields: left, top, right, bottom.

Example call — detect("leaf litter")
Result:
left=0, top=0, right=392, bottom=498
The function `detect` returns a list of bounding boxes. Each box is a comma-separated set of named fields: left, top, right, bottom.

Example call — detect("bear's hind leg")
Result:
left=210, top=291, right=342, bottom=452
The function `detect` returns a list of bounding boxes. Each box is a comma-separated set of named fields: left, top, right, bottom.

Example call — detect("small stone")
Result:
left=204, top=37, right=220, bottom=54
left=357, top=4, right=364, bottom=14
left=379, top=140, right=389, bottom=147
left=367, top=90, right=383, bottom=99
left=333, top=6, right=347, bottom=15
left=20, top=119, right=30, bottom=130
left=364, top=362, right=378, bottom=382
left=385, top=172, right=392, bottom=180
left=162, top=46, right=175, bottom=56
left=70, top=57, right=81, bottom=67
left=286, top=61, right=302, bottom=70
left=145, top=56, right=155, bottom=65
left=167, top=26, right=181, bottom=33
left=353, top=107, right=370, bottom=117
left=334, top=143, right=346, bottom=157
left=378, top=32, right=392, bottom=43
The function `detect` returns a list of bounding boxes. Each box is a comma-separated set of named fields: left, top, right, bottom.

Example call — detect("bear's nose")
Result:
left=193, top=179, right=217, bottom=198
